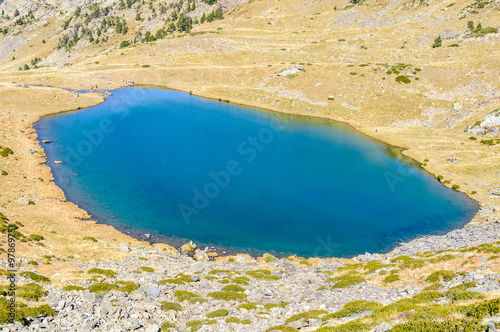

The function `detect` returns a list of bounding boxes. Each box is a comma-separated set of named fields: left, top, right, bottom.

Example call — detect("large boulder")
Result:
left=277, top=65, right=304, bottom=77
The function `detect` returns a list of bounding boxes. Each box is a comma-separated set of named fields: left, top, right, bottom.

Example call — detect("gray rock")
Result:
left=17, top=198, right=31, bottom=205
left=147, top=287, right=160, bottom=300
left=189, top=275, right=200, bottom=282
left=277, top=65, right=304, bottom=77
left=123, top=318, right=141, bottom=330
left=144, top=324, right=160, bottom=332
left=83, top=292, right=101, bottom=304
left=373, top=322, right=392, bottom=332
left=120, top=246, right=130, bottom=253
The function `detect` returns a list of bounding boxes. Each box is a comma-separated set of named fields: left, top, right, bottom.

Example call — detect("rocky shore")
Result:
left=1, top=207, right=500, bottom=331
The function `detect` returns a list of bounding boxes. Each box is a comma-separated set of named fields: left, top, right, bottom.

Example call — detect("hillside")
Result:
left=0, top=0, right=500, bottom=330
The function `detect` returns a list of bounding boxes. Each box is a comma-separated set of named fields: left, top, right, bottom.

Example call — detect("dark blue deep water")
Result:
left=35, top=88, right=478, bottom=257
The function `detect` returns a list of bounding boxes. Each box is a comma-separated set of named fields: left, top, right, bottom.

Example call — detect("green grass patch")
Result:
left=383, top=274, right=400, bottom=283
left=285, top=309, right=328, bottom=323
left=186, top=319, right=216, bottom=331
left=238, top=302, right=258, bottom=310
left=395, top=75, right=411, bottom=83
left=426, top=270, right=456, bottom=283
left=324, top=300, right=382, bottom=320
left=161, top=301, right=182, bottom=311
left=207, top=291, right=247, bottom=301
left=207, top=309, right=229, bottom=318
left=222, top=284, right=245, bottom=292
left=20, top=271, right=50, bottom=283
left=174, top=290, right=205, bottom=304
left=245, top=270, right=280, bottom=280
left=140, top=266, right=154, bottom=272
left=159, top=274, right=193, bottom=285
left=17, top=284, right=47, bottom=301
left=329, top=274, right=366, bottom=289
left=62, top=285, right=85, bottom=291
left=88, top=268, right=117, bottom=278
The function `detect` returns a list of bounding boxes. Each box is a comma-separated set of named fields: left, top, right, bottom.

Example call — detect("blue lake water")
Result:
left=35, top=88, right=478, bottom=257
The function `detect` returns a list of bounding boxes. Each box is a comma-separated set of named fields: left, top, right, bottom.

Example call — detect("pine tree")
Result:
left=200, top=13, right=206, bottom=23
left=432, top=36, right=442, bottom=48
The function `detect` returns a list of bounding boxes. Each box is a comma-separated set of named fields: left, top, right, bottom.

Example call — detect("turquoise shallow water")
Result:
left=35, top=88, right=478, bottom=257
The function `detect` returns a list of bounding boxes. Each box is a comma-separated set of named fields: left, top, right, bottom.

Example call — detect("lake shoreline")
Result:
left=29, top=83, right=489, bottom=261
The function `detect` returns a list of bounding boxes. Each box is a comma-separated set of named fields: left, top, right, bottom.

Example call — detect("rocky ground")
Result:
left=1, top=209, right=500, bottom=331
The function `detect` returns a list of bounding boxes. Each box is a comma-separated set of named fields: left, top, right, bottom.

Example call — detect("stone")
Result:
left=189, top=276, right=200, bottom=282
left=123, top=318, right=141, bottom=330
left=144, top=325, right=160, bottom=332
left=194, top=248, right=209, bottom=261
left=469, top=128, right=487, bottom=135
left=120, top=246, right=130, bottom=253
left=452, top=102, right=462, bottom=112
left=373, top=322, right=392, bottom=331
left=147, top=287, right=160, bottom=300
left=277, top=65, right=304, bottom=77
left=17, top=198, right=31, bottom=205
left=180, top=241, right=196, bottom=253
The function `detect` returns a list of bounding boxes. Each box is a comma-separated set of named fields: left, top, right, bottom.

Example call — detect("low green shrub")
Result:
left=383, top=274, right=400, bottom=283
left=186, top=319, right=216, bottom=331
left=174, top=290, right=205, bottom=304
left=426, top=270, right=456, bottom=283
left=17, top=283, right=47, bottom=301
left=395, top=75, right=411, bottom=83
left=140, top=266, right=154, bottom=272
left=265, top=326, right=298, bottom=332
left=207, top=309, right=229, bottom=318
left=264, top=302, right=288, bottom=310
left=330, top=274, right=366, bottom=289
left=391, top=318, right=486, bottom=331
left=465, top=298, right=500, bottom=319
left=222, top=284, right=245, bottom=293
left=0, top=147, right=13, bottom=157
left=87, top=282, right=117, bottom=294
left=323, top=300, right=382, bottom=320
left=115, top=280, right=139, bottom=293
left=87, top=268, right=117, bottom=278
left=285, top=309, right=328, bottom=323
left=207, top=291, right=247, bottom=301
left=20, top=271, right=50, bottom=283
left=159, top=274, right=192, bottom=285
left=412, top=291, right=443, bottom=302
left=29, top=234, right=44, bottom=241
left=83, top=237, right=98, bottom=242
left=161, top=302, right=182, bottom=311
left=238, top=302, right=258, bottom=310
left=161, top=321, right=175, bottom=330
left=63, top=285, right=85, bottom=291
left=245, top=270, right=280, bottom=280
